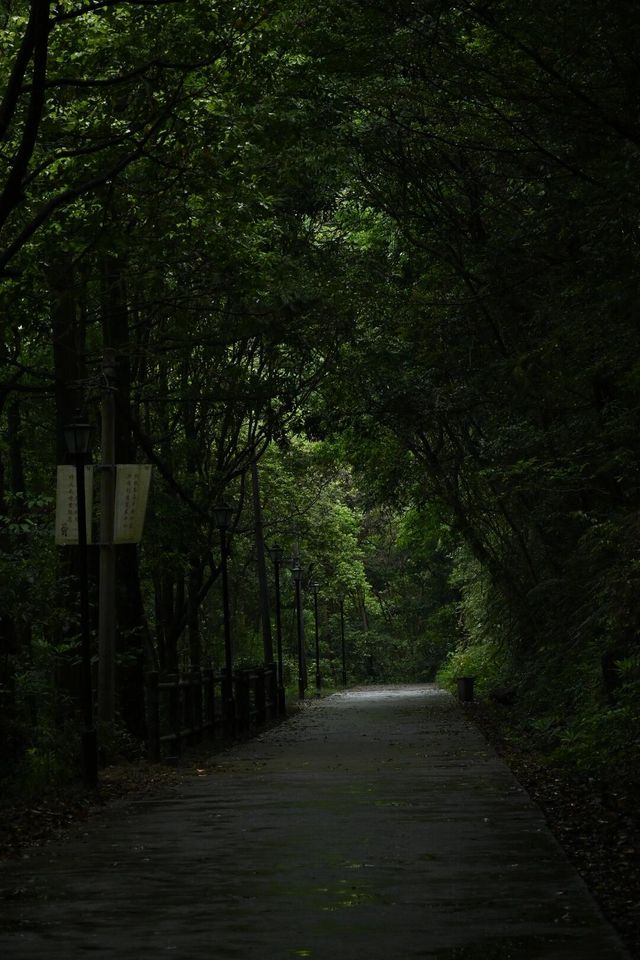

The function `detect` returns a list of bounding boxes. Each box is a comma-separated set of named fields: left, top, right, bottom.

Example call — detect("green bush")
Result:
left=436, top=640, right=510, bottom=696
left=552, top=656, right=640, bottom=782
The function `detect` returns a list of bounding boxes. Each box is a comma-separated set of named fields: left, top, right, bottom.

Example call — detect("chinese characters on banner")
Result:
left=113, top=464, right=152, bottom=543
left=55, top=464, right=151, bottom=545
left=55, top=466, right=94, bottom=545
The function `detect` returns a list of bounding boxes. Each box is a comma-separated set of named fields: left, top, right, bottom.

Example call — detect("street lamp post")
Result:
left=64, top=416, right=98, bottom=787
left=311, top=581, right=321, bottom=695
left=267, top=544, right=286, bottom=715
left=213, top=501, right=236, bottom=737
left=291, top=558, right=305, bottom=700
left=339, top=593, right=347, bottom=687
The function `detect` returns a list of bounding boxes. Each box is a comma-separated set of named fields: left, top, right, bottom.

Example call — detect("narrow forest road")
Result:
left=0, top=686, right=630, bottom=959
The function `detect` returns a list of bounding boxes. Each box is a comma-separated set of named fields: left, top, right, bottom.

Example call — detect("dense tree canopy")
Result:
left=0, top=0, right=638, bottom=794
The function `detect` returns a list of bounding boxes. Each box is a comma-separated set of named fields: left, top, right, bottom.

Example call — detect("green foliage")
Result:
left=1, top=0, right=639, bottom=798
left=530, top=650, right=640, bottom=778
left=553, top=705, right=635, bottom=778
left=420, top=603, right=460, bottom=681
left=436, top=641, right=510, bottom=698
left=11, top=745, right=71, bottom=798
left=1, top=640, right=78, bottom=795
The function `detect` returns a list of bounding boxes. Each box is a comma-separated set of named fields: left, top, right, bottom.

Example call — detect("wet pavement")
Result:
left=0, top=685, right=630, bottom=959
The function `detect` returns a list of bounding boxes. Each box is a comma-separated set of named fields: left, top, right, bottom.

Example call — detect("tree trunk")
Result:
left=251, top=459, right=274, bottom=663
left=102, top=253, right=148, bottom=738
left=50, top=257, right=85, bottom=711
left=188, top=557, right=203, bottom=670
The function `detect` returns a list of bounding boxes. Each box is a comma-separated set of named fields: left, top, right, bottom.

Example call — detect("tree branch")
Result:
left=0, top=89, right=177, bottom=274
left=0, top=1, right=50, bottom=228
left=0, top=3, right=37, bottom=141
left=51, top=0, right=186, bottom=24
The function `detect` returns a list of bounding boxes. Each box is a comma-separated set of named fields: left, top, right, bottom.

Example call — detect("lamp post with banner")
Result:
left=63, top=415, right=98, bottom=787
left=213, top=501, right=236, bottom=736
left=291, top=558, right=305, bottom=700
left=311, top=581, right=321, bottom=695
left=267, top=543, right=286, bottom=715
left=57, top=378, right=152, bottom=773
left=338, top=593, right=347, bottom=687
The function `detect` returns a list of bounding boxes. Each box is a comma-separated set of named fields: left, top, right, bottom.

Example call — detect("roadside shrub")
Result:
left=552, top=655, right=640, bottom=784
left=436, top=639, right=510, bottom=696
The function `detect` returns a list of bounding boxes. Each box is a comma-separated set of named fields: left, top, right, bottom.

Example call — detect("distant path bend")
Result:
left=0, top=684, right=630, bottom=959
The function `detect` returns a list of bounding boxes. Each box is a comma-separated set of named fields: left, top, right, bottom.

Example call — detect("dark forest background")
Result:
left=1, top=0, right=638, bottom=802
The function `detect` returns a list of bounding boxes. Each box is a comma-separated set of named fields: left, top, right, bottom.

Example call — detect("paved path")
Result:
left=0, top=685, right=630, bottom=959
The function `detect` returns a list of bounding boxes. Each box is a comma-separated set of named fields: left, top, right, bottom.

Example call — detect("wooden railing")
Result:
left=234, top=665, right=278, bottom=737
left=145, top=663, right=279, bottom=761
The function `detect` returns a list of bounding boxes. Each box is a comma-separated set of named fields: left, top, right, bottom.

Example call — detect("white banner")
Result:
left=55, top=465, right=94, bottom=545
left=113, top=464, right=152, bottom=543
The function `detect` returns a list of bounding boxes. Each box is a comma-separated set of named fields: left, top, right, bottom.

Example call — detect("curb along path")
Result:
left=0, top=685, right=630, bottom=959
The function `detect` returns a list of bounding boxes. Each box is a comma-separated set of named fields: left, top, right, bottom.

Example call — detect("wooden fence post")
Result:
left=255, top=667, right=266, bottom=727
left=184, top=675, right=194, bottom=745
left=193, top=671, right=203, bottom=740
left=266, top=662, right=277, bottom=720
left=203, top=667, right=214, bottom=734
left=213, top=671, right=223, bottom=739
left=236, top=669, right=251, bottom=737
left=146, top=672, right=161, bottom=762
left=168, top=675, right=182, bottom=756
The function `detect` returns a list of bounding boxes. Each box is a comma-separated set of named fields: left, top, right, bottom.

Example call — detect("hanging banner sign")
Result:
left=113, top=464, right=152, bottom=543
left=55, top=465, right=94, bottom=545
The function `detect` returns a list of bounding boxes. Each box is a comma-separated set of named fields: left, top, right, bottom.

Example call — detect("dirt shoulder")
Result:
left=0, top=757, right=208, bottom=861
left=0, top=709, right=303, bottom=862
left=466, top=699, right=640, bottom=960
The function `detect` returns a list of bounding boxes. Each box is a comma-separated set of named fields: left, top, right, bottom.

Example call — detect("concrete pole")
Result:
left=98, top=348, right=117, bottom=725
left=75, top=448, right=98, bottom=785
left=220, top=526, right=235, bottom=738
left=251, top=459, right=274, bottom=664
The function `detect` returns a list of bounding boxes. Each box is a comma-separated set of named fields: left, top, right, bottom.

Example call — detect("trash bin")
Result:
left=457, top=676, right=475, bottom=702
